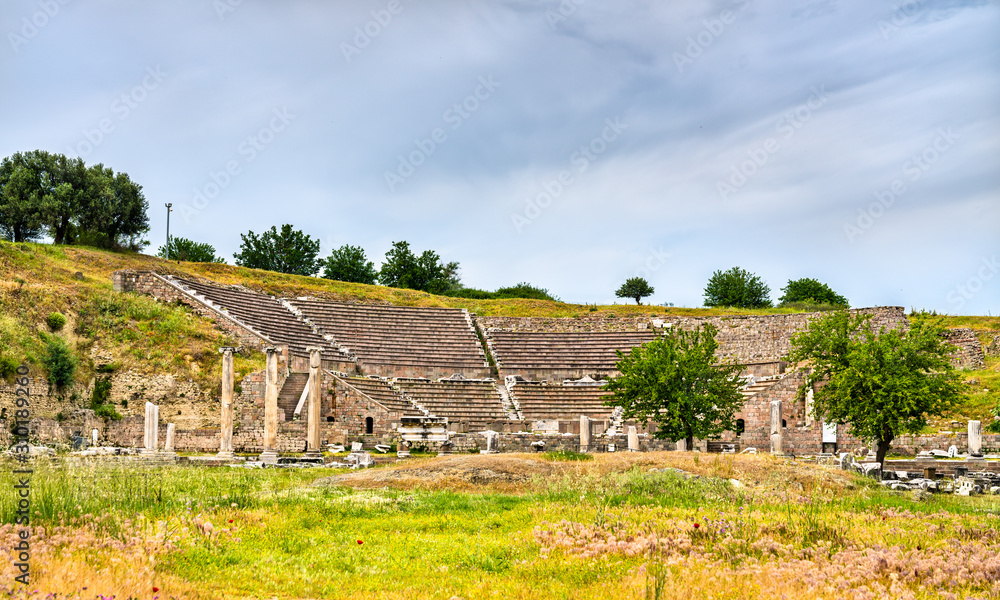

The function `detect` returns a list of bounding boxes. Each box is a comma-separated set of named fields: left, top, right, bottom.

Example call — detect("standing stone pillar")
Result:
left=627, top=425, right=639, bottom=452
left=217, top=347, right=236, bottom=459
left=164, top=423, right=177, bottom=455
left=770, top=400, right=783, bottom=455
left=579, top=416, right=591, bottom=452
left=804, top=387, right=815, bottom=428
left=481, top=430, right=499, bottom=454
left=143, top=402, right=159, bottom=453
left=304, top=347, right=323, bottom=459
left=91, top=428, right=99, bottom=447
left=260, top=346, right=281, bottom=464
left=967, top=420, right=984, bottom=460
left=676, top=439, right=686, bottom=452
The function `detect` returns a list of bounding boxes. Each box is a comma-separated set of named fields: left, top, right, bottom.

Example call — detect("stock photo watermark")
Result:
left=716, top=84, right=829, bottom=201
left=178, top=107, right=295, bottom=222
left=511, top=116, right=628, bottom=233
left=634, top=247, right=671, bottom=281
left=11, top=363, right=32, bottom=585
left=546, top=0, right=585, bottom=28
left=384, top=75, right=501, bottom=192
left=66, top=66, right=168, bottom=158
left=673, top=0, right=751, bottom=74
left=843, top=126, right=959, bottom=243
left=340, top=0, right=410, bottom=62
left=946, top=255, right=998, bottom=310
left=878, top=0, right=925, bottom=41
left=8, top=0, right=72, bottom=54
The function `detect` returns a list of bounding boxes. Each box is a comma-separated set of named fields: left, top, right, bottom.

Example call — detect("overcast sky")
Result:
left=3, top=0, right=998, bottom=314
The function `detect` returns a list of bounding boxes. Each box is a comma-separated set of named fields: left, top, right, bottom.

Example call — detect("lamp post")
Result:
left=164, top=203, right=172, bottom=259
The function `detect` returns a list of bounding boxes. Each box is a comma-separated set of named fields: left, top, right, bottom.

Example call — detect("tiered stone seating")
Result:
left=510, top=382, right=615, bottom=421
left=489, top=331, right=658, bottom=371
left=289, top=299, right=487, bottom=371
left=395, top=379, right=508, bottom=429
left=174, top=277, right=335, bottom=360
left=338, top=377, right=423, bottom=416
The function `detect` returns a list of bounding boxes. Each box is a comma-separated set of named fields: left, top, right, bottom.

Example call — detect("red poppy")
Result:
left=229, top=520, right=234, bottom=523
left=693, top=523, right=700, bottom=529
left=153, top=587, right=159, bottom=592
left=357, top=539, right=363, bottom=545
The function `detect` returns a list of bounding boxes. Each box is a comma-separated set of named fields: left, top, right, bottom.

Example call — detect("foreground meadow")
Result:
left=1, top=452, right=998, bottom=599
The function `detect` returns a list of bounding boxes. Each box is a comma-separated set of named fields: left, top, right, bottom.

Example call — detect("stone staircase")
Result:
left=277, top=372, right=309, bottom=421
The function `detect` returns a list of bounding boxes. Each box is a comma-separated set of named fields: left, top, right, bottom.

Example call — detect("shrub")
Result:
left=42, top=337, right=76, bottom=391
left=46, top=312, right=67, bottom=331
left=95, top=362, right=121, bottom=374
left=778, top=278, right=848, bottom=307
left=94, top=403, right=122, bottom=420
left=91, top=378, right=112, bottom=408
left=0, top=355, right=18, bottom=380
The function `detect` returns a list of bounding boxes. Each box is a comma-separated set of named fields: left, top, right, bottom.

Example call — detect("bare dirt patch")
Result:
left=313, top=451, right=860, bottom=497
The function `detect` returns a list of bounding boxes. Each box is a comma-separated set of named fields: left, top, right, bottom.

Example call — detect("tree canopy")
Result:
left=378, top=241, right=460, bottom=294
left=703, top=266, right=771, bottom=308
left=233, top=224, right=321, bottom=276
left=778, top=277, right=848, bottom=307
left=321, top=244, right=378, bottom=285
left=603, top=324, right=745, bottom=449
left=443, top=282, right=558, bottom=301
left=157, top=237, right=225, bottom=263
left=615, top=277, right=655, bottom=305
left=0, top=150, right=149, bottom=249
left=788, top=311, right=963, bottom=464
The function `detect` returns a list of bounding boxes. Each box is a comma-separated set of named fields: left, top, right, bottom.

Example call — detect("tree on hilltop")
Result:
left=321, top=244, right=378, bottom=285
left=703, top=266, right=771, bottom=308
left=604, top=323, right=745, bottom=450
left=778, top=278, right=848, bottom=307
left=788, top=310, right=963, bottom=464
left=378, top=241, right=460, bottom=294
left=616, top=277, right=655, bottom=305
left=234, top=224, right=320, bottom=276
left=158, top=237, right=225, bottom=263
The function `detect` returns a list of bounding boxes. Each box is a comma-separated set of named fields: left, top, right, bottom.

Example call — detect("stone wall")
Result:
left=942, top=328, right=986, bottom=370
left=478, top=307, right=908, bottom=372
left=333, top=379, right=401, bottom=438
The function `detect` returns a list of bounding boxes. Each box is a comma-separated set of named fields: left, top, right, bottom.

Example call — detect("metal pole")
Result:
left=164, top=203, right=172, bottom=258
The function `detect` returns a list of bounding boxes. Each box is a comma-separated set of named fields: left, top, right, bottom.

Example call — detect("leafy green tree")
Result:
left=703, top=266, right=771, bottom=308
left=604, top=324, right=745, bottom=449
left=778, top=278, right=848, bottom=307
left=42, top=336, right=76, bottom=391
left=78, top=167, right=150, bottom=251
left=0, top=151, right=149, bottom=248
left=321, top=244, right=377, bottom=284
left=378, top=241, right=461, bottom=294
left=0, top=154, right=47, bottom=242
left=233, top=224, right=320, bottom=276
left=157, top=237, right=225, bottom=263
left=616, top=277, right=655, bottom=305
left=788, top=311, right=963, bottom=464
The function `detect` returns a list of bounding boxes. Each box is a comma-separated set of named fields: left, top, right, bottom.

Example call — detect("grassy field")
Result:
left=1, top=452, right=998, bottom=599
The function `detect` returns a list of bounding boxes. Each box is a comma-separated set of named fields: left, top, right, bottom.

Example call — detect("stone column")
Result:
left=260, top=346, right=281, bottom=464
left=579, top=416, right=591, bottom=452
left=143, top=402, right=159, bottom=453
left=304, top=347, right=323, bottom=459
left=770, top=400, right=783, bottom=455
left=481, top=430, right=499, bottom=454
left=627, top=425, right=639, bottom=452
left=164, top=423, right=176, bottom=454
left=676, top=439, right=686, bottom=452
left=217, top=347, right=236, bottom=459
left=91, top=428, right=99, bottom=447
left=968, top=420, right=984, bottom=460
left=804, top=387, right=814, bottom=428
